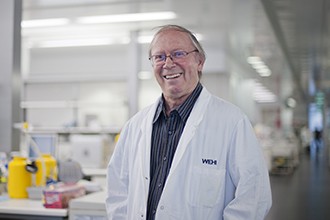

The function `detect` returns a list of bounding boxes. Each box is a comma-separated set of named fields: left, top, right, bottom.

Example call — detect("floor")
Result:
left=265, top=143, right=330, bottom=220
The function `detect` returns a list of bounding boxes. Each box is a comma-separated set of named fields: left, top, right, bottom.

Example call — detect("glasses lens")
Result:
left=172, top=51, right=187, bottom=59
left=152, top=54, right=166, bottom=64
left=150, top=50, right=196, bottom=65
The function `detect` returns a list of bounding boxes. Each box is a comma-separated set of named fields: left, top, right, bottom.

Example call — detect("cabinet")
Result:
left=69, top=191, right=107, bottom=220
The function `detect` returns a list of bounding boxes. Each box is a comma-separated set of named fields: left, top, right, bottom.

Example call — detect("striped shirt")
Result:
left=146, top=83, right=203, bottom=220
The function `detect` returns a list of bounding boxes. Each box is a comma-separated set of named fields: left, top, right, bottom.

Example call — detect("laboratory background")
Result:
left=0, top=0, right=329, bottom=219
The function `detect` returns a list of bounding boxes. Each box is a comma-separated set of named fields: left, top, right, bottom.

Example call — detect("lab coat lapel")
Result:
left=139, top=99, right=160, bottom=198
left=168, top=88, right=211, bottom=175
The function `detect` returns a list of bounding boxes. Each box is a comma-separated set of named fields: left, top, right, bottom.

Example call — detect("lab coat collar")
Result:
left=139, top=87, right=211, bottom=194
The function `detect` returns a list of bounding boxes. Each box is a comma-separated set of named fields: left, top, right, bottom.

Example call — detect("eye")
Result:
left=172, top=51, right=187, bottom=58
left=153, top=54, right=166, bottom=61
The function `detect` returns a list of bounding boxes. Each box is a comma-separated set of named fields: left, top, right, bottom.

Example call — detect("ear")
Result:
left=197, top=57, right=205, bottom=72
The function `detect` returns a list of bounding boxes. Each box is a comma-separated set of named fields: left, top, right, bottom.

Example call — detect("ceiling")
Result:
left=261, top=0, right=330, bottom=103
left=21, top=0, right=328, bottom=117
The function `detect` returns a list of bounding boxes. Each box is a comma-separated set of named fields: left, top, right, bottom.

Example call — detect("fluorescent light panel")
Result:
left=22, top=11, right=176, bottom=28
left=76, top=11, right=176, bottom=24
left=22, top=18, right=70, bottom=28
left=247, top=56, right=272, bottom=77
left=253, top=81, right=277, bottom=103
left=247, top=56, right=261, bottom=64
left=36, top=37, right=130, bottom=48
left=31, top=32, right=202, bottom=48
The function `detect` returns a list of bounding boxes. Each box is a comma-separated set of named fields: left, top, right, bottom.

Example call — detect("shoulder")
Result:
left=201, top=88, right=245, bottom=119
left=124, top=100, right=158, bottom=129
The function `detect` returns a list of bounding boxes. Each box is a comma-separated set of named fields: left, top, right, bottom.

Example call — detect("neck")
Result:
left=163, top=93, right=189, bottom=116
left=162, top=82, right=200, bottom=115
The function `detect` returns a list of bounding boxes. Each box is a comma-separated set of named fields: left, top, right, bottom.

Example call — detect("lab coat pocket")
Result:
left=188, top=166, right=225, bottom=207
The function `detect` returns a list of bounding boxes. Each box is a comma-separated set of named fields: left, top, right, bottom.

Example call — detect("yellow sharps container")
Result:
left=35, top=154, right=58, bottom=186
left=7, top=156, right=31, bottom=198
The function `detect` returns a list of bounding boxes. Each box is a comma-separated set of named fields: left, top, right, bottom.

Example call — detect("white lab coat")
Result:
left=106, top=88, right=272, bottom=220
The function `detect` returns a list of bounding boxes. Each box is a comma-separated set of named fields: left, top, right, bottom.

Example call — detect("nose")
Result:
left=163, top=55, right=175, bottom=68
left=164, top=55, right=173, bottom=61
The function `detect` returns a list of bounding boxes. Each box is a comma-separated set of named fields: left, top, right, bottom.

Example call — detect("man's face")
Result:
left=150, top=30, right=204, bottom=102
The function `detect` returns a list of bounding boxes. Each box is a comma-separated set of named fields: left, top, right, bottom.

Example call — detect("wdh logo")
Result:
left=202, top=158, right=217, bottom=165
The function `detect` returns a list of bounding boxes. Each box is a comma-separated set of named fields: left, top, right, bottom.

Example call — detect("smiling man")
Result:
left=106, top=25, right=272, bottom=220
left=149, top=27, right=204, bottom=115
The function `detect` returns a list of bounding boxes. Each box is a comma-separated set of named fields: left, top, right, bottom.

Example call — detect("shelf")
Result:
left=23, top=74, right=127, bottom=84
left=16, top=125, right=121, bottom=135
left=20, top=100, right=126, bottom=109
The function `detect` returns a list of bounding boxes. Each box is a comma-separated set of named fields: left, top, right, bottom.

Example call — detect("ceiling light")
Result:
left=247, top=56, right=262, bottom=64
left=247, top=56, right=272, bottom=77
left=22, top=18, right=70, bottom=28
left=29, top=33, right=171, bottom=48
left=21, top=11, right=176, bottom=29
left=251, top=63, right=267, bottom=70
left=77, top=11, right=176, bottom=24
left=253, top=81, right=277, bottom=103
left=35, top=37, right=130, bottom=48
left=258, top=68, right=272, bottom=77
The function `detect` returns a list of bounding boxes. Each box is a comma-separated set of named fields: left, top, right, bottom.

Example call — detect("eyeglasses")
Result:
left=149, top=49, right=198, bottom=65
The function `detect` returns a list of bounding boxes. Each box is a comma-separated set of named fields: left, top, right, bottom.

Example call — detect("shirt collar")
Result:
left=153, top=96, right=165, bottom=123
left=153, top=82, right=203, bottom=123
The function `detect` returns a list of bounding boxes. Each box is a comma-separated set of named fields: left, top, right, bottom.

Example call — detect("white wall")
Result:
left=29, top=45, right=129, bottom=78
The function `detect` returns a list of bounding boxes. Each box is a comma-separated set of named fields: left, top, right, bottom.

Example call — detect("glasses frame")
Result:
left=149, top=49, right=198, bottom=66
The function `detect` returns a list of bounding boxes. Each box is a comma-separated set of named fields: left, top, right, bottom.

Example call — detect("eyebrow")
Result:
left=152, top=48, right=186, bottom=54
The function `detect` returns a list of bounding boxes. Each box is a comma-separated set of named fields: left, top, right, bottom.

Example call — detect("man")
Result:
left=106, top=24, right=272, bottom=220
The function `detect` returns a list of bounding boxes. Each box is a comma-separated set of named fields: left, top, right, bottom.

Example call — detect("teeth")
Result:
left=164, top=73, right=181, bottom=79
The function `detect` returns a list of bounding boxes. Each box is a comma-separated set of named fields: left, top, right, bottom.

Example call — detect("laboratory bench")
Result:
left=0, top=196, right=67, bottom=220
left=0, top=190, right=107, bottom=220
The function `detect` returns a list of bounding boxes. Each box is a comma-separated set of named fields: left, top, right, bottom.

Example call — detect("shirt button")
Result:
left=168, top=130, right=172, bottom=135
left=160, top=205, right=164, bottom=210
left=158, top=183, right=162, bottom=188
left=152, top=209, right=156, bottom=214
left=163, top=156, right=167, bottom=161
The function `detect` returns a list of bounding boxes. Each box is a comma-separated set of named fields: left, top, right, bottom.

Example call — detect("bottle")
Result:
left=0, top=152, right=8, bottom=183
left=7, top=156, right=31, bottom=198
left=35, top=154, right=58, bottom=186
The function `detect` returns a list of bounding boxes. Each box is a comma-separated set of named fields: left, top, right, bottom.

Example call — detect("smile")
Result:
left=164, top=73, right=182, bottom=79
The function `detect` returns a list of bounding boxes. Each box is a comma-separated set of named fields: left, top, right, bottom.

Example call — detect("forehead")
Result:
left=151, top=29, right=193, bottom=52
